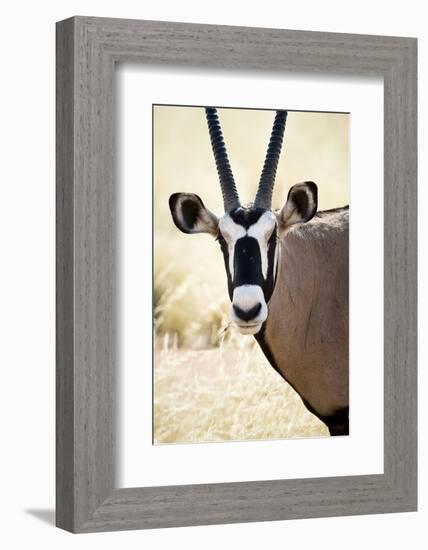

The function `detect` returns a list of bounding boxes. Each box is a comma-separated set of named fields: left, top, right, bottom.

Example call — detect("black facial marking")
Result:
left=229, top=207, right=266, bottom=229
left=233, top=237, right=263, bottom=287
left=233, top=302, right=262, bottom=322
left=232, top=233, right=277, bottom=303
left=217, top=234, right=233, bottom=300
left=264, top=230, right=277, bottom=301
left=217, top=207, right=279, bottom=304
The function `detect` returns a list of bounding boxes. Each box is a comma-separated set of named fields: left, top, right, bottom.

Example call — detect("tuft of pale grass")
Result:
left=154, top=233, right=236, bottom=349
left=154, top=336, right=329, bottom=444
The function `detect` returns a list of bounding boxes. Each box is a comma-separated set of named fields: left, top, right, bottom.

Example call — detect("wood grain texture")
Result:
left=56, top=16, right=417, bottom=533
left=56, top=17, right=75, bottom=532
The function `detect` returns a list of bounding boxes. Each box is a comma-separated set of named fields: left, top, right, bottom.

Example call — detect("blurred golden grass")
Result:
left=154, top=335, right=328, bottom=444
left=154, top=234, right=231, bottom=348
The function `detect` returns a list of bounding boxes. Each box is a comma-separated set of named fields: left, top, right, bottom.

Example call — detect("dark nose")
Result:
left=233, top=302, right=262, bottom=322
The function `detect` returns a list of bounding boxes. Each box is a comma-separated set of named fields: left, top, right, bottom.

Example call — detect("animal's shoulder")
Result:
left=311, top=205, right=349, bottom=231
left=279, top=206, right=349, bottom=274
left=288, top=206, right=349, bottom=242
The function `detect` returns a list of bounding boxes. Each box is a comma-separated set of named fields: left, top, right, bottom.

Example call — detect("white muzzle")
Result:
left=231, top=285, right=268, bottom=335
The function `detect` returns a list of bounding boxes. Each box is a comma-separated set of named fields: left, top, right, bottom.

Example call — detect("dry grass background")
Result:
left=154, top=335, right=329, bottom=444
left=153, top=105, right=349, bottom=444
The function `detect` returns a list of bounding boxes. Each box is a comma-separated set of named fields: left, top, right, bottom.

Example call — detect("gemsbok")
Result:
left=169, top=107, right=349, bottom=436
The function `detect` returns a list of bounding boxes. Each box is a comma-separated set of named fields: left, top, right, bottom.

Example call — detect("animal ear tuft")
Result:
left=277, top=181, right=318, bottom=233
left=169, top=193, right=219, bottom=236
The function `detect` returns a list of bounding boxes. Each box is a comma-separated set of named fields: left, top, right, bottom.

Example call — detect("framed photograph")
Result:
left=56, top=17, right=417, bottom=532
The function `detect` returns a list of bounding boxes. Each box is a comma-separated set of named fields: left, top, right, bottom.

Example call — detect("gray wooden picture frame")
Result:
left=56, top=16, right=417, bottom=533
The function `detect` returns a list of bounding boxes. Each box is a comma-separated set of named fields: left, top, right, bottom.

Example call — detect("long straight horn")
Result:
left=205, top=107, right=240, bottom=212
left=254, top=110, right=288, bottom=210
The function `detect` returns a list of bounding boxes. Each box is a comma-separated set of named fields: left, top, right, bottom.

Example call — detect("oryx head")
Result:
left=169, top=108, right=318, bottom=335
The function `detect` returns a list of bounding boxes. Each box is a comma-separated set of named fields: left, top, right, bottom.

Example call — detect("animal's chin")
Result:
left=234, top=322, right=263, bottom=335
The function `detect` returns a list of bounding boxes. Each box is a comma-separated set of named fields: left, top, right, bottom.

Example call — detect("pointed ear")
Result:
left=169, top=193, right=219, bottom=236
left=277, top=181, right=318, bottom=235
